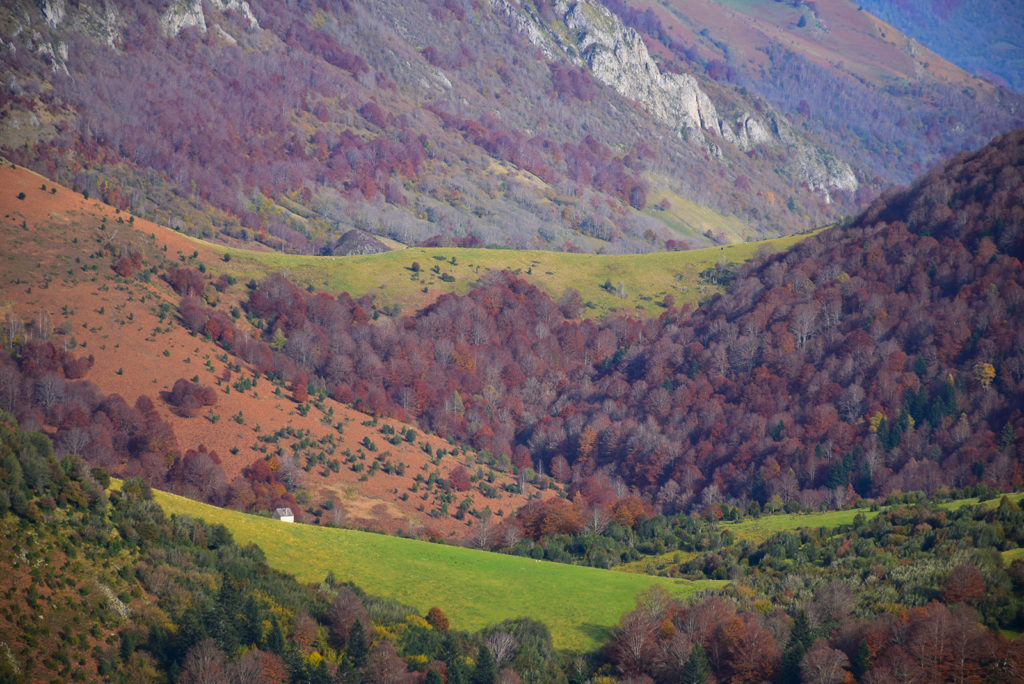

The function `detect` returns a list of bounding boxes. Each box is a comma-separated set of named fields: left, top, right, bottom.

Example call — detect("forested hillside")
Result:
left=2, top=3, right=1023, bottom=680
left=0, top=412, right=570, bottom=682
left=3, top=410, right=1023, bottom=682
left=165, top=129, right=1024, bottom=520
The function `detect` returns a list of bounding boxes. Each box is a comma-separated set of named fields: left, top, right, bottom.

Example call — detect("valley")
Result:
left=1, top=0, right=1023, bottom=681
left=3, top=125, right=1024, bottom=680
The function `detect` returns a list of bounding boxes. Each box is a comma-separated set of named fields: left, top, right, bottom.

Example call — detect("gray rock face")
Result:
left=324, top=230, right=391, bottom=257
left=41, top=0, right=65, bottom=29
left=159, top=1, right=207, bottom=36
left=159, top=0, right=258, bottom=37
left=491, top=0, right=858, bottom=199
left=14, top=0, right=123, bottom=72
left=561, top=0, right=720, bottom=142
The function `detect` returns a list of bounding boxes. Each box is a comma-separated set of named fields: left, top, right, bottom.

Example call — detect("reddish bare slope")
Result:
left=0, top=161, right=547, bottom=539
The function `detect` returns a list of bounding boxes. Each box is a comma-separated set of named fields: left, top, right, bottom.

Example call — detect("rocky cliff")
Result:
left=492, top=0, right=857, bottom=200
left=159, top=0, right=258, bottom=37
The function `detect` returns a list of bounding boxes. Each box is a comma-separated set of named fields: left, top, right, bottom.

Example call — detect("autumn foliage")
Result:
left=0, top=343, right=181, bottom=491
left=426, top=606, right=450, bottom=631
left=170, top=130, right=1024, bottom=518
left=604, top=585, right=1024, bottom=683
left=164, top=378, right=218, bottom=417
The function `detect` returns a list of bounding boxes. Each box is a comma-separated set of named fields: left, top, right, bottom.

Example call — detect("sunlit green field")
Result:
left=150, top=488, right=725, bottom=651
left=207, top=233, right=815, bottom=318
left=720, top=506, right=880, bottom=544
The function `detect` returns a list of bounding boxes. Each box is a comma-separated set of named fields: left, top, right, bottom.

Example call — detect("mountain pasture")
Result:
left=214, top=234, right=814, bottom=318
left=150, top=487, right=726, bottom=651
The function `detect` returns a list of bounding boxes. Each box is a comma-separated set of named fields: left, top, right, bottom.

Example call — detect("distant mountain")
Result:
left=607, top=0, right=1024, bottom=185
left=1, top=0, right=1020, bottom=254
left=856, top=0, right=1024, bottom=92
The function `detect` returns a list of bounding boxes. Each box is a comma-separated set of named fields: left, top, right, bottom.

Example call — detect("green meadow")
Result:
left=720, top=506, right=881, bottom=545
left=149, top=488, right=725, bottom=651
left=206, top=233, right=815, bottom=318
left=617, top=492, right=1024, bottom=575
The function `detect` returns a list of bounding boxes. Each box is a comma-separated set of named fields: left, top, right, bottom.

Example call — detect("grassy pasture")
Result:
left=149, top=487, right=725, bottom=651
left=134, top=484, right=1022, bottom=649
left=207, top=233, right=815, bottom=318
left=933, top=491, right=1024, bottom=511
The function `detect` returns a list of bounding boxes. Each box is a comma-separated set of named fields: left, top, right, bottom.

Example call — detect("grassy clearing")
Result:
left=644, top=189, right=749, bottom=243
left=149, top=488, right=725, bottom=651
left=721, top=492, right=1024, bottom=545
left=933, top=491, right=1024, bottom=511
left=212, top=233, right=813, bottom=318
left=122, top=482, right=1023, bottom=648
left=720, top=507, right=879, bottom=545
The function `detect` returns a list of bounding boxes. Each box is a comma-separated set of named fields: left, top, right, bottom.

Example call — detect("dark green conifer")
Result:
left=851, top=638, right=872, bottom=680
left=347, top=619, right=368, bottom=668
left=472, top=644, right=497, bottom=684
left=780, top=610, right=814, bottom=684
left=267, top=616, right=285, bottom=654
left=681, top=642, right=710, bottom=684
left=441, top=632, right=468, bottom=684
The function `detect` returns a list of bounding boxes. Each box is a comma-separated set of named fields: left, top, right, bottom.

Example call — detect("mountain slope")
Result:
left=0, top=161, right=558, bottom=539
left=0, top=0, right=841, bottom=253
left=2, top=0, right=1019, bottom=255
left=3, top=124, right=1022, bottom=537
left=0, top=430, right=573, bottom=681
left=603, top=0, right=1023, bottom=186
left=855, top=0, right=1024, bottom=92
left=610, top=126, right=1024, bottom=505
left=2, top=409, right=1022, bottom=682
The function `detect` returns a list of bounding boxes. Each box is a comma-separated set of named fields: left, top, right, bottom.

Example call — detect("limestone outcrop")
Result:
left=491, top=0, right=858, bottom=198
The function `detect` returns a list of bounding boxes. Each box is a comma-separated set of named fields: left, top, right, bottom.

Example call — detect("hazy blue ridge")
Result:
left=857, top=0, right=1024, bottom=92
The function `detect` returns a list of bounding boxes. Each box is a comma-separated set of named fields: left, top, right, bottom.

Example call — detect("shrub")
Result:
left=165, top=378, right=218, bottom=417
left=426, top=606, right=449, bottom=631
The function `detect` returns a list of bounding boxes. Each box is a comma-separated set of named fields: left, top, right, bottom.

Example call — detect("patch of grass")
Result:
left=933, top=492, right=1024, bottom=511
left=214, top=233, right=814, bottom=319
left=149, top=487, right=725, bottom=651
left=1003, top=548, right=1024, bottom=564
left=643, top=189, right=748, bottom=243
left=721, top=492, right=1024, bottom=545
left=721, top=507, right=879, bottom=545
left=615, top=550, right=702, bottom=575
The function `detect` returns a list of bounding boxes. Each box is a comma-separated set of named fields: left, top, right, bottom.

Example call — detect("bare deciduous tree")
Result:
left=470, top=512, right=496, bottom=550
left=502, top=522, right=522, bottom=549
left=582, top=505, right=611, bottom=536
left=177, top=639, right=228, bottom=684
left=485, top=631, right=518, bottom=668
left=800, top=643, right=852, bottom=684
